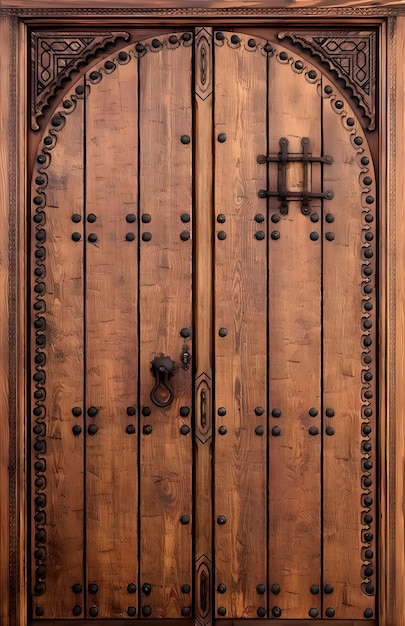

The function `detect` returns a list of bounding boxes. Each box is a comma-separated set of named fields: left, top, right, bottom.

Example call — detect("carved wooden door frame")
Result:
left=0, top=3, right=404, bottom=626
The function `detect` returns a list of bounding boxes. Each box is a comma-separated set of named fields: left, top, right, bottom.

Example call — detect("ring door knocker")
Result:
left=150, top=355, right=175, bottom=408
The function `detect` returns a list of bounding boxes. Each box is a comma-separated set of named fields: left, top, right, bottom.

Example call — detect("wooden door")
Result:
left=29, top=28, right=377, bottom=623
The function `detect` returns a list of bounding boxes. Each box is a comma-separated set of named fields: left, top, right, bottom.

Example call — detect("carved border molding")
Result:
left=31, top=31, right=130, bottom=130
left=0, top=6, right=402, bottom=16
left=278, top=31, right=376, bottom=130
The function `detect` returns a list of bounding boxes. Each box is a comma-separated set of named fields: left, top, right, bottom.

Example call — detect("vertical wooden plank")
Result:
left=0, top=14, right=12, bottom=626
left=322, top=91, right=376, bottom=619
left=267, top=49, right=322, bottom=619
left=30, top=87, right=85, bottom=619
left=139, top=35, right=193, bottom=619
left=213, top=32, right=267, bottom=618
left=85, top=53, right=139, bottom=619
left=194, top=26, right=214, bottom=626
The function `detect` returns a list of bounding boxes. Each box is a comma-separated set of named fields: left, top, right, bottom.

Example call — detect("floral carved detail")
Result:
left=277, top=31, right=377, bottom=130
left=31, top=31, right=130, bottom=130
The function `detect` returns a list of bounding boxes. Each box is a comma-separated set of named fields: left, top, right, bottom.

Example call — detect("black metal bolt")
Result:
left=309, top=407, right=318, bottom=417
left=181, top=607, right=191, bottom=616
left=324, top=584, right=334, bottom=594
left=326, top=232, right=335, bottom=241
left=180, top=514, right=190, bottom=525
left=72, top=605, right=82, bottom=616
left=181, top=425, right=191, bottom=435
left=310, top=584, right=319, bottom=594
left=272, top=606, right=282, bottom=617
left=181, top=213, right=190, bottom=223
left=218, top=328, right=227, bottom=337
left=271, top=408, right=281, bottom=418
left=88, top=233, right=97, bottom=243
left=127, top=406, right=136, bottom=416
left=325, top=408, right=335, bottom=417
left=218, top=607, right=226, bottom=616
left=325, top=607, right=335, bottom=617
left=255, top=231, right=265, bottom=240
left=309, top=608, right=318, bottom=618
left=271, top=231, right=280, bottom=240
left=142, top=232, right=152, bottom=241
left=217, top=133, right=227, bottom=143
left=257, top=607, right=266, bottom=618
left=271, top=584, right=280, bottom=595
left=217, top=515, right=227, bottom=525
left=181, top=584, right=191, bottom=593
left=364, top=608, right=374, bottom=618
left=88, top=424, right=98, bottom=435
left=126, top=233, right=135, bottom=241
left=324, top=85, right=333, bottom=94
left=310, top=231, right=319, bottom=241
left=181, top=135, right=191, bottom=144
left=142, top=606, right=152, bottom=617
left=217, top=214, right=226, bottom=223
left=87, top=406, right=98, bottom=417
left=72, top=232, right=81, bottom=242
left=87, top=213, right=97, bottom=223
left=71, top=214, right=81, bottom=223
left=255, top=426, right=264, bottom=436
left=218, top=426, right=227, bottom=435
left=180, top=231, right=190, bottom=241
left=142, top=406, right=151, bottom=416
left=88, top=583, right=99, bottom=595
left=325, top=426, right=335, bottom=436
left=217, top=583, right=226, bottom=593
left=72, top=425, right=82, bottom=436
left=231, top=35, right=240, bottom=44
left=126, top=213, right=136, bottom=223
left=271, top=426, right=281, bottom=436
left=126, top=425, right=136, bottom=434
left=127, top=606, right=136, bottom=617
left=35, top=607, right=45, bottom=617
left=255, top=214, right=265, bottom=223
left=218, top=407, right=226, bottom=416
left=143, top=425, right=153, bottom=435
left=255, top=407, right=264, bottom=416
left=127, top=583, right=136, bottom=593
left=142, top=583, right=152, bottom=595
left=256, top=583, right=265, bottom=594
left=309, top=426, right=319, bottom=436
left=217, top=231, right=227, bottom=240
left=72, top=583, right=82, bottom=594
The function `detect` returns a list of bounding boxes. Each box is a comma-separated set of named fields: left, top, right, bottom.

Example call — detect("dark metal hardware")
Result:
left=272, top=606, right=282, bottom=617
left=217, top=515, right=227, bottom=525
left=150, top=355, right=175, bottom=408
left=127, top=606, right=136, bottom=617
left=127, top=406, right=136, bottom=416
left=72, top=425, right=82, bottom=436
left=180, top=231, right=190, bottom=241
left=142, top=213, right=151, bottom=223
left=255, top=407, right=264, bottom=416
left=35, top=607, right=45, bottom=617
left=87, top=213, right=97, bottom=223
left=72, top=583, right=82, bottom=594
left=218, top=407, right=226, bottom=416
left=181, top=607, right=191, bottom=616
left=180, top=328, right=190, bottom=338
left=218, top=328, right=227, bottom=337
left=127, top=583, right=136, bottom=593
left=309, top=426, right=319, bottom=436
left=88, top=583, right=99, bottom=594
left=257, top=137, right=333, bottom=215
left=88, top=233, right=97, bottom=243
left=181, top=135, right=191, bottom=144
left=309, top=608, right=318, bottom=618
left=126, top=425, right=136, bottom=434
left=217, top=583, right=226, bottom=594
left=217, top=214, right=226, bottom=223
left=218, top=426, right=227, bottom=435
left=218, top=607, right=226, bottom=616
left=218, top=231, right=227, bottom=240
left=72, top=232, right=81, bottom=241
left=255, top=231, right=265, bottom=240
left=271, top=584, right=281, bottom=594
left=309, top=407, right=318, bottom=417
left=71, top=214, right=81, bottom=223
left=126, top=213, right=136, bottom=223
left=181, top=213, right=190, bottom=223
left=310, top=231, right=319, bottom=241
left=142, top=606, right=152, bottom=617
left=257, top=607, right=266, bottom=618
left=310, top=584, right=319, bottom=594
left=180, top=425, right=190, bottom=435
left=142, top=232, right=152, bottom=241
left=87, top=406, right=98, bottom=417
left=271, top=426, right=281, bottom=436
left=255, top=426, right=264, bottom=436
left=143, top=425, right=153, bottom=435
left=326, top=232, right=335, bottom=241
left=89, top=606, right=98, bottom=617
left=180, top=406, right=190, bottom=416
left=72, top=605, right=82, bottom=616
left=72, top=407, right=82, bottom=417
left=142, top=406, right=151, bottom=416
left=325, top=408, right=335, bottom=417
left=217, top=133, right=227, bottom=143
left=126, top=232, right=135, bottom=241
left=182, top=584, right=191, bottom=593
left=364, top=608, right=374, bottom=618
left=325, top=426, right=335, bottom=436
left=325, top=607, right=335, bottom=617
left=180, top=514, right=190, bottom=525
left=142, top=583, right=152, bottom=595
left=88, top=424, right=98, bottom=435
left=324, top=584, right=334, bottom=594
left=256, top=584, right=265, bottom=594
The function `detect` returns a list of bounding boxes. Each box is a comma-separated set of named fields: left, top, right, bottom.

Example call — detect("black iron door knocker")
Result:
left=150, top=355, right=175, bottom=408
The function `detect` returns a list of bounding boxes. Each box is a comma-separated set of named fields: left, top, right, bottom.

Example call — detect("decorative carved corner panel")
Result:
left=277, top=31, right=376, bottom=130
left=31, top=31, right=130, bottom=130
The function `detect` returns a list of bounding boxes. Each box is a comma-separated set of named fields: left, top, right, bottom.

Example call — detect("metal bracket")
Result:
left=257, top=137, right=334, bottom=215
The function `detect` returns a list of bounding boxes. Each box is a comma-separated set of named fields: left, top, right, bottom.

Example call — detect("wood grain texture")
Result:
left=31, top=87, right=85, bottom=619
left=322, top=93, right=376, bottom=619
left=213, top=33, right=267, bottom=618
left=85, top=51, right=139, bottom=619
left=267, top=48, right=322, bottom=619
left=0, top=14, right=11, bottom=626
left=138, top=37, right=193, bottom=619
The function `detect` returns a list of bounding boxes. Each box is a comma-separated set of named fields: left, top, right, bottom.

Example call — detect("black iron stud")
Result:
left=310, top=584, right=319, bottom=594
left=218, top=607, right=227, bottom=616
left=44, top=136, right=53, bottom=146
left=72, top=407, right=82, bottom=417
left=255, top=214, right=265, bottom=223
left=308, top=70, right=317, bottom=79
left=217, top=515, right=227, bottom=525
left=218, top=407, right=226, bottom=416
left=272, top=408, right=281, bottom=418
left=180, top=328, right=190, bottom=338
left=364, top=514, right=373, bottom=524
left=364, top=609, right=374, bottom=618
left=141, top=214, right=151, bottom=223
left=271, top=214, right=280, bottom=223
left=325, top=213, right=335, bottom=223
left=272, top=607, right=282, bottom=617
left=152, top=39, right=161, bottom=48
left=256, top=584, right=265, bottom=594
left=128, top=583, right=137, bottom=593
left=354, top=136, right=363, bottom=146
left=364, top=176, right=372, bottom=186
left=217, top=583, right=226, bottom=593
left=181, top=425, right=191, bottom=435
left=88, top=584, right=99, bottom=594
left=127, top=607, right=136, bottom=617
left=218, top=426, right=227, bottom=435
left=87, top=406, right=98, bottom=417
left=142, top=406, right=151, bottom=416
left=362, top=425, right=372, bottom=436
left=248, top=38, right=256, bottom=48
left=324, top=85, right=333, bottom=94
left=118, top=52, right=128, bottom=62
left=279, top=51, right=288, bottom=61
left=255, top=407, right=264, bottom=416
left=309, top=608, right=318, bottom=618
left=72, top=232, right=81, bottom=242
left=169, top=35, right=178, bottom=45
left=182, top=33, right=192, bottom=42
left=181, top=135, right=191, bottom=144
left=264, top=43, right=273, bottom=53
left=35, top=608, right=45, bottom=617
left=325, top=426, right=335, bottom=436
left=126, top=425, right=136, bottom=434
left=142, top=606, right=152, bottom=617
left=218, top=231, right=227, bottom=240
left=180, top=514, right=190, bottom=525
left=88, top=233, right=97, bottom=243
left=255, top=231, right=265, bottom=240
left=325, top=408, right=335, bottom=417
left=51, top=114, right=62, bottom=127
left=218, top=328, right=227, bottom=337
left=182, top=584, right=191, bottom=593
left=335, top=100, right=344, bottom=109
left=309, top=407, right=318, bottom=417
left=181, top=607, right=191, bottom=616
left=181, top=213, right=190, bottom=223
left=361, top=156, right=370, bottom=166
left=71, top=214, right=81, bottom=223
left=88, top=424, right=98, bottom=435
left=272, top=426, right=281, bottom=436
left=365, top=214, right=374, bottom=223
left=217, top=133, right=227, bottom=143
left=271, top=584, right=280, bottom=594
left=180, top=231, right=190, bottom=241
left=37, top=155, right=46, bottom=164
left=324, top=584, right=334, bottom=594
left=365, top=583, right=374, bottom=595
left=72, top=605, right=82, bottom=616
left=216, top=32, right=225, bottom=40
left=365, top=549, right=374, bottom=559
left=257, top=607, right=266, bottom=618
left=231, top=35, right=240, bottom=44
left=72, top=425, right=82, bottom=436
left=309, top=426, right=319, bottom=436
left=142, top=583, right=152, bottom=595
left=126, top=233, right=135, bottom=241
left=364, top=565, right=373, bottom=576
left=310, top=231, right=319, bottom=241
left=142, top=232, right=152, bottom=241
left=364, top=532, right=373, bottom=542
left=217, top=214, right=226, bottom=223
left=255, top=426, right=264, bottom=436
left=72, top=583, right=82, bottom=594
left=127, top=406, right=136, bottom=416
left=347, top=117, right=355, bottom=126
left=326, top=232, right=335, bottom=241
left=271, top=231, right=280, bottom=240
left=143, top=425, right=152, bottom=435
left=325, top=607, right=335, bottom=617
left=126, top=214, right=136, bottom=223
left=104, top=60, right=115, bottom=70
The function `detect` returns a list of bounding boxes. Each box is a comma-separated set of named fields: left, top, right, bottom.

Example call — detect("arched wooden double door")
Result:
left=29, top=28, right=377, bottom=623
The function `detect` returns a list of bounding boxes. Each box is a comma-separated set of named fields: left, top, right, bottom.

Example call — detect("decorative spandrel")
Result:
left=31, top=31, right=130, bottom=130
left=277, top=31, right=377, bottom=130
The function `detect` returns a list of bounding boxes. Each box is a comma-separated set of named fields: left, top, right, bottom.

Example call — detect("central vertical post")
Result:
left=194, top=26, right=214, bottom=626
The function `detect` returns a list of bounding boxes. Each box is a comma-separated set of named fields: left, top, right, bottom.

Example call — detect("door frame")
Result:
left=0, top=3, right=404, bottom=626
